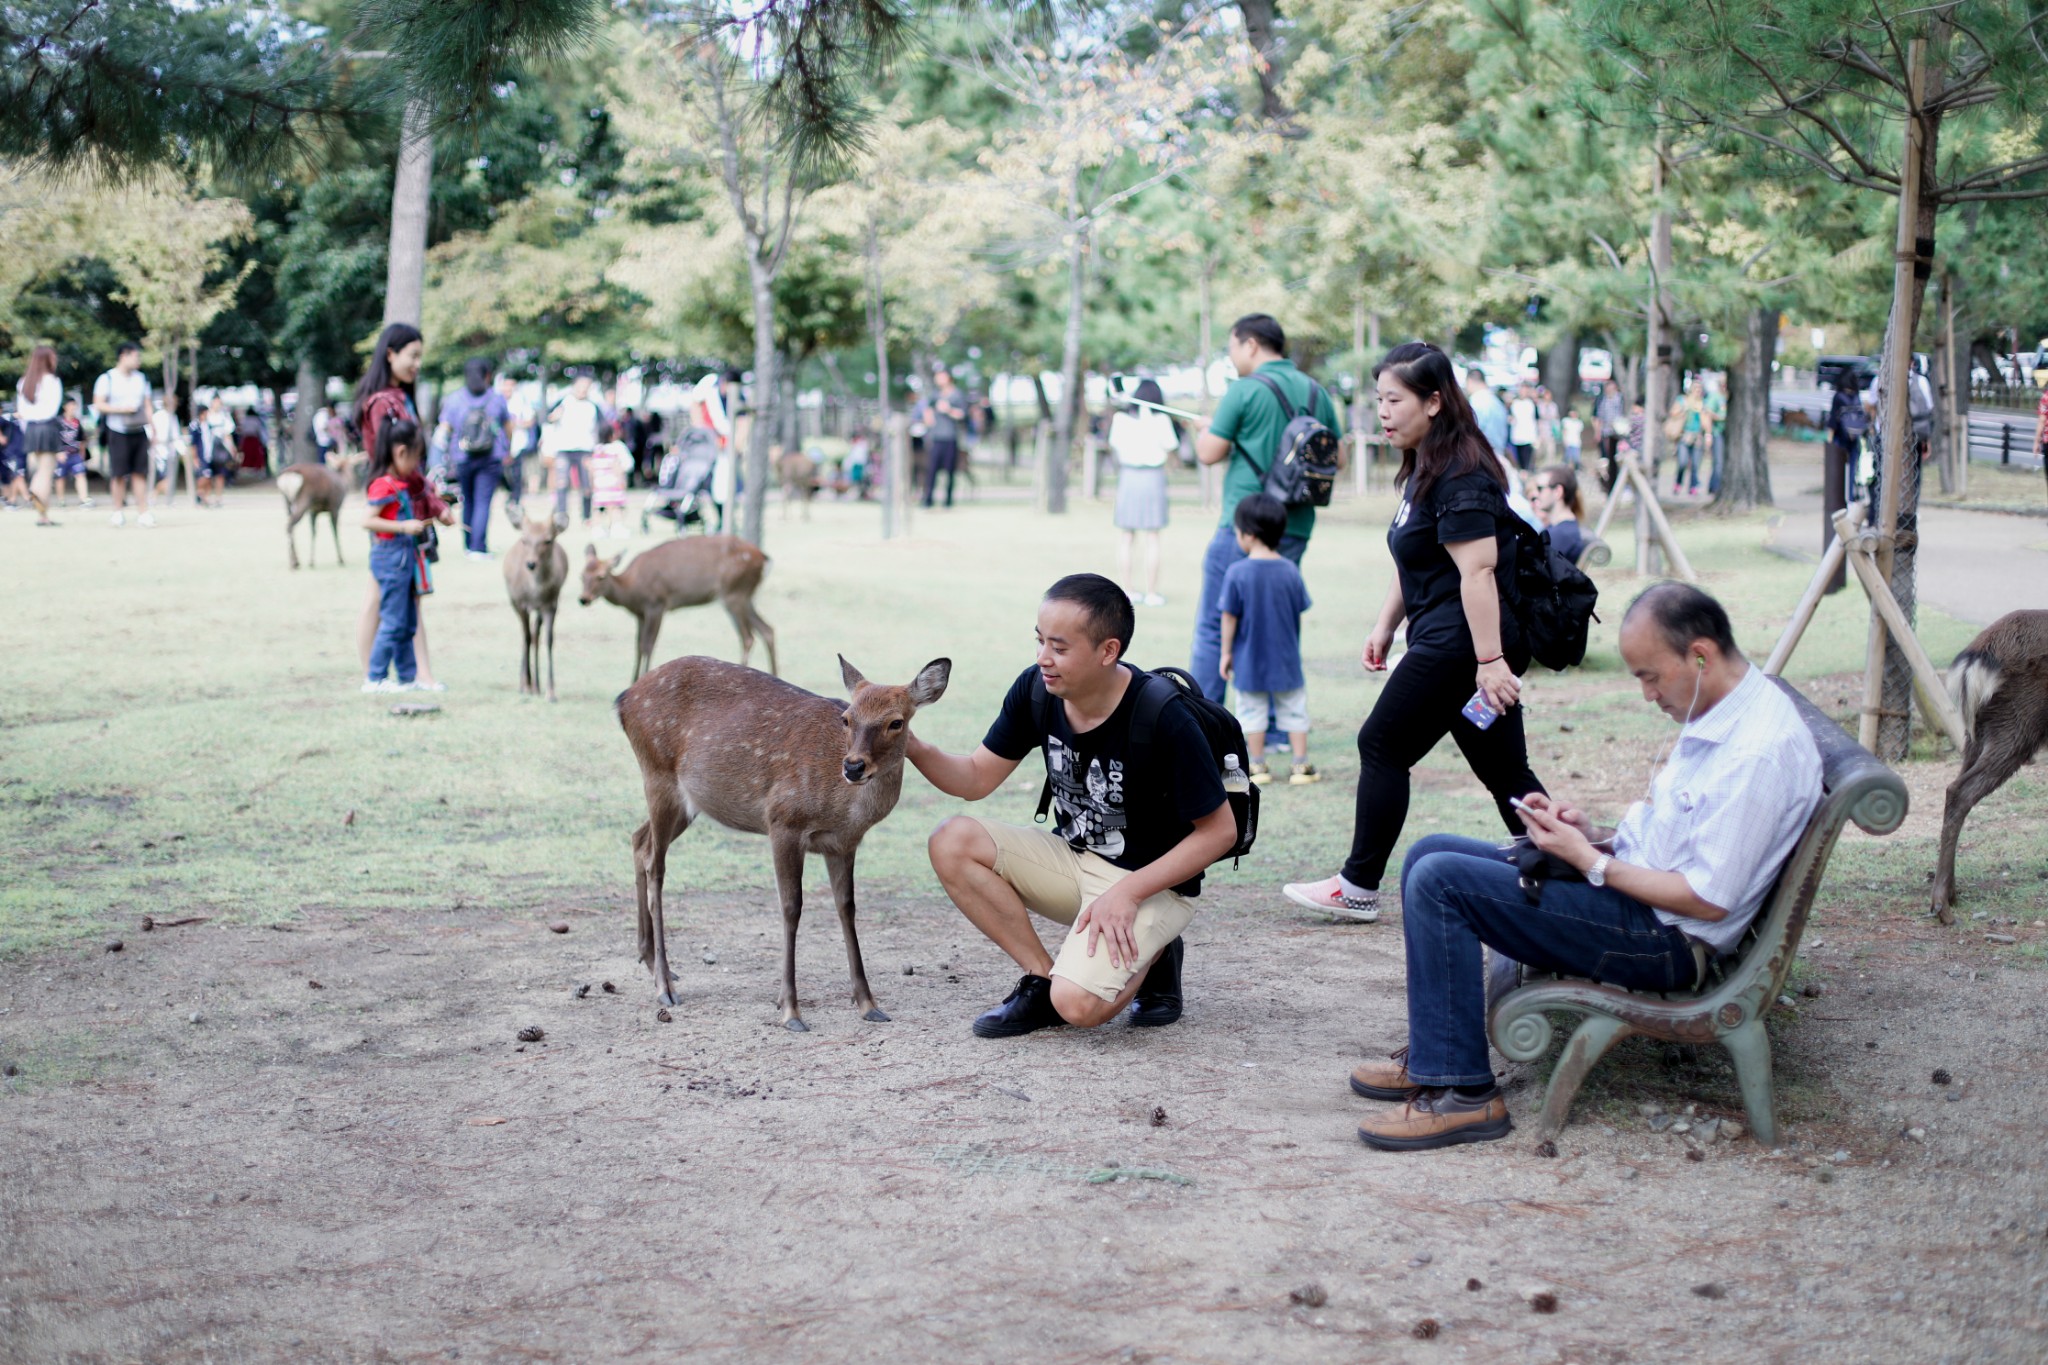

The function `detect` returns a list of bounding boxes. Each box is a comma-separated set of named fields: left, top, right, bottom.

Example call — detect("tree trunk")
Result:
left=384, top=97, right=434, bottom=329
left=864, top=218, right=904, bottom=539
left=1541, top=332, right=1579, bottom=411
left=741, top=264, right=778, bottom=546
left=1236, top=0, right=1292, bottom=126
left=1716, top=306, right=1777, bottom=510
left=1048, top=219, right=1089, bottom=515
left=293, top=359, right=322, bottom=461
left=1639, top=141, right=1674, bottom=575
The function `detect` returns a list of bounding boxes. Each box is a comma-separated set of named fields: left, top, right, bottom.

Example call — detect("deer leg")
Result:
left=639, top=612, right=664, bottom=679
left=330, top=510, right=345, bottom=567
left=517, top=608, right=536, bottom=695
left=825, top=850, right=886, bottom=1022
left=770, top=828, right=809, bottom=1031
left=543, top=606, right=557, bottom=702
left=1931, top=729, right=2033, bottom=923
left=723, top=595, right=755, bottom=670
left=286, top=506, right=303, bottom=570
left=749, top=604, right=778, bottom=677
left=636, top=804, right=690, bottom=1006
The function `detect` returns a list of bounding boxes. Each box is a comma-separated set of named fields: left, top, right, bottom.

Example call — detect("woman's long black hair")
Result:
left=1374, top=341, right=1506, bottom=504
left=367, top=417, right=422, bottom=484
left=353, top=323, right=423, bottom=413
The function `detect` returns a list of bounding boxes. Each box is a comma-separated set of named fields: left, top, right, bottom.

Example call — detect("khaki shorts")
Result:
left=966, top=817, right=1195, bottom=1003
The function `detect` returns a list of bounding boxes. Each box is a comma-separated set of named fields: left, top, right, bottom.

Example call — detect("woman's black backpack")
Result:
left=1504, top=517, right=1600, bottom=670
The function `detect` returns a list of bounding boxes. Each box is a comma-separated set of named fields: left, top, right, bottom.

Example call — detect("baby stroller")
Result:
left=641, top=427, right=719, bottom=534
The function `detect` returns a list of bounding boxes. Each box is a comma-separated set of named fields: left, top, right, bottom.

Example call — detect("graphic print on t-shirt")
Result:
left=1046, top=736, right=1127, bottom=860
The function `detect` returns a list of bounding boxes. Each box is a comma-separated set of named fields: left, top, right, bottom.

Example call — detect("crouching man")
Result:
left=1352, top=583, right=1822, bottom=1151
left=911, top=574, right=1236, bottom=1037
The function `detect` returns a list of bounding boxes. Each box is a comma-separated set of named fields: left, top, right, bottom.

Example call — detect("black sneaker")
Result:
left=1128, top=937, right=1183, bottom=1027
left=971, top=973, right=1065, bottom=1038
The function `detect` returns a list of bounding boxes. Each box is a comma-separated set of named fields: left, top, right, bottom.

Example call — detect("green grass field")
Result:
left=0, top=473, right=1998, bottom=958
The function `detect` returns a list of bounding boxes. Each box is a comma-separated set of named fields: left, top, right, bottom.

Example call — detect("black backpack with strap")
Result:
left=1246, top=373, right=1341, bottom=509
left=1437, top=485, right=1601, bottom=671
left=457, top=400, right=498, bottom=457
left=1030, top=666, right=1258, bottom=867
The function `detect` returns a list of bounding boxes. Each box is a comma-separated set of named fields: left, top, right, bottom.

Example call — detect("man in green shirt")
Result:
left=1191, top=314, right=1343, bottom=704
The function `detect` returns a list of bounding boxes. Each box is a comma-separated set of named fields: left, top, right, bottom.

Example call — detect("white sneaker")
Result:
left=465, top=549, right=492, bottom=561
left=1281, top=875, right=1381, bottom=923
left=361, top=679, right=399, bottom=694
left=406, top=680, right=448, bottom=693
left=109, top=511, right=125, bottom=528
left=137, top=511, right=156, bottom=528
left=79, top=498, right=95, bottom=509
left=1142, top=593, right=1167, bottom=607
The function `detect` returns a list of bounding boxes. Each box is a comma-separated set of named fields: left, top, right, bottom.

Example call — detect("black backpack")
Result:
left=457, top=401, right=497, bottom=457
left=1438, top=489, right=1601, bottom=671
left=1248, top=373, right=1341, bottom=509
left=1031, top=666, right=1258, bottom=867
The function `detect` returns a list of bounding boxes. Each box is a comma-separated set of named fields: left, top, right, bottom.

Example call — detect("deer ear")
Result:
left=906, top=658, right=951, bottom=708
left=609, top=551, right=626, bottom=571
left=585, top=543, right=599, bottom=560
left=839, top=654, right=868, bottom=693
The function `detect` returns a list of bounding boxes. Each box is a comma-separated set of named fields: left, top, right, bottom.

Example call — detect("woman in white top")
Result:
left=16, top=345, right=63, bottom=525
left=1109, top=378, right=1177, bottom=606
left=548, top=372, right=604, bottom=524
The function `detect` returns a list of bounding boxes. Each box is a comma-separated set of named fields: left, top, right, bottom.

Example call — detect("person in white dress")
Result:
left=15, top=345, right=63, bottom=526
left=1108, top=379, right=1177, bottom=606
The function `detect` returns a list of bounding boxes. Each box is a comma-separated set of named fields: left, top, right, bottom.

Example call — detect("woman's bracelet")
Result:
left=1476, top=653, right=1504, bottom=666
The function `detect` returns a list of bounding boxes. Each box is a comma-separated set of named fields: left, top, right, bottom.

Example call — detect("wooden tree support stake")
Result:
left=1764, top=533, right=1850, bottom=676
left=1619, top=453, right=1697, bottom=582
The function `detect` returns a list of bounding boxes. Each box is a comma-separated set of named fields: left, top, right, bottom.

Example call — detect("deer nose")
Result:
left=843, top=757, right=867, bottom=783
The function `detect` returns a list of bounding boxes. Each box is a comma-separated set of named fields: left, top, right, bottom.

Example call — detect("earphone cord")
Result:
left=1641, top=666, right=1705, bottom=809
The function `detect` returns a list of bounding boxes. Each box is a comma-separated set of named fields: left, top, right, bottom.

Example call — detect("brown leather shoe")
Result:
left=1349, top=1046, right=1414, bottom=1101
left=1357, top=1087, right=1513, bottom=1151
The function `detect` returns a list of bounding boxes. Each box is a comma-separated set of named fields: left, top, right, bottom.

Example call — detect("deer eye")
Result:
left=888, top=719, right=904, bottom=731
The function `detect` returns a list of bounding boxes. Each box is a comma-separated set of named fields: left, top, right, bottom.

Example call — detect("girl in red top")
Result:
left=360, top=417, right=453, bottom=692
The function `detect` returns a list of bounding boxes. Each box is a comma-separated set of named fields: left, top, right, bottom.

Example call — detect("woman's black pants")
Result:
left=1341, top=646, right=1545, bottom=890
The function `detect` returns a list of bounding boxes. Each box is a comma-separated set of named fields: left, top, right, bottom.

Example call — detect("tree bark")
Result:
left=1541, top=332, right=1578, bottom=412
left=384, top=96, right=434, bottom=330
left=741, top=264, right=778, bottom=545
left=1048, top=217, right=1089, bottom=514
left=293, top=358, right=323, bottom=461
left=1639, top=139, right=1674, bottom=575
left=1716, top=306, right=1777, bottom=510
left=864, top=216, right=905, bottom=539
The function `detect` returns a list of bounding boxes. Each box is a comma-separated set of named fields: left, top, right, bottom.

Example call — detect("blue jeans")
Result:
left=366, top=539, right=419, bottom=684
left=1398, top=834, right=1698, bottom=1087
left=1673, top=436, right=1703, bottom=490
left=1190, top=524, right=1307, bottom=704
left=456, top=457, right=502, bottom=553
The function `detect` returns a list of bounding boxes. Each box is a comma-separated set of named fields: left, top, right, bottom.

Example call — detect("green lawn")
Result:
left=0, top=474, right=1990, bottom=957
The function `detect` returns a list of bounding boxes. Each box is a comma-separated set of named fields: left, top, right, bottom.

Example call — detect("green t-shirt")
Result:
left=1207, top=360, right=1344, bottom=538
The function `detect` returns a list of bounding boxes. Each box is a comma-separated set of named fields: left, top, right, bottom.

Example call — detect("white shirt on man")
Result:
left=93, top=368, right=151, bottom=433
left=1108, top=410, right=1176, bottom=468
left=1611, top=664, right=1823, bottom=955
left=17, top=373, right=61, bottom=423
left=549, top=395, right=602, bottom=452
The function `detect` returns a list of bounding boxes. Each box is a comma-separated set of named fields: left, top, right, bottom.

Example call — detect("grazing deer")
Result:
left=579, top=535, right=778, bottom=682
left=503, top=505, right=569, bottom=701
left=617, top=655, right=950, bottom=1029
left=277, top=463, right=347, bottom=569
left=778, top=448, right=819, bottom=519
left=1932, top=610, right=2048, bottom=923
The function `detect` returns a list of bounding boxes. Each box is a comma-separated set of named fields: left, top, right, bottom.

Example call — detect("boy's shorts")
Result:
left=959, top=817, right=1194, bottom=1002
left=1232, top=686, right=1309, bottom=735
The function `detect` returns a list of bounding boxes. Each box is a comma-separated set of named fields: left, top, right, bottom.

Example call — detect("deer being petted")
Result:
left=503, top=505, right=568, bottom=701
left=580, top=534, right=778, bottom=682
left=278, top=462, right=347, bottom=569
left=616, top=655, right=950, bottom=1030
left=1931, top=610, right=2048, bottom=923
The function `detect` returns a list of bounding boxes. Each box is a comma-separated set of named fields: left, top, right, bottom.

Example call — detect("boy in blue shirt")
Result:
left=1219, top=493, right=1318, bottom=785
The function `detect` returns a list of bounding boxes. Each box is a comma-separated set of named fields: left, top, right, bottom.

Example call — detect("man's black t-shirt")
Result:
left=1389, top=468, right=1525, bottom=665
left=982, top=664, right=1226, bottom=896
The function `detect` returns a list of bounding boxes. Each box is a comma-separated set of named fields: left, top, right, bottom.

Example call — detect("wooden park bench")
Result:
left=1486, top=679, right=1908, bottom=1147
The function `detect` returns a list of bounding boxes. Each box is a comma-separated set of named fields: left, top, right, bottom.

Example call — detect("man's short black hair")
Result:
left=1232, top=492, right=1286, bottom=549
left=1230, top=314, right=1286, bottom=356
left=1625, top=582, right=1741, bottom=660
left=1044, top=573, right=1134, bottom=660
left=116, top=340, right=141, bottom=358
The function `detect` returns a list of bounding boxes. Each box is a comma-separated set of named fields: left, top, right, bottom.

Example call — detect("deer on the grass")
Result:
left=1931, top=610, right=2048, bottom=923
left=616, top=654, right=950, bottom=1029
left=503, top=505, right=569, bottom=701
left=277, top=463, right=347, bottom=569
left=580, top=534, right=778, bottom=682
left=778, top=448, right=819, bottom=519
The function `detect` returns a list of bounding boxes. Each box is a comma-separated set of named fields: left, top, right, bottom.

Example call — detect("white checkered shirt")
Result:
left=1611, top=664, right=1823, bottom=955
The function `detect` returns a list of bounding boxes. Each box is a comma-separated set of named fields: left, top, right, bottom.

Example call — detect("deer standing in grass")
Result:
left=503, top=506, right=569, bottom=701
left=617, top=655, right=950, bottom=1029
left=278, top=463, right=347, bottom=569
left=1932, top=610, right=2048, bottom=922
left=580, top=535, right=778, bottom=681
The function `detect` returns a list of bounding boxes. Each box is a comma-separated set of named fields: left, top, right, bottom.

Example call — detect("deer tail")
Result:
left=277, top=469, right=304, bottom=502
left=1946, top=649, right=2002, bottom=750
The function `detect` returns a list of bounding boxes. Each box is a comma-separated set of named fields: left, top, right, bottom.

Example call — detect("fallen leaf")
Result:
left=343, top=810, right=356, bottom=827
left=1289, top=1283, right=1326, bottom=1308
left=307, top=980, right=324, bottom=990
left=466, top=1116, right=508, bottom=1127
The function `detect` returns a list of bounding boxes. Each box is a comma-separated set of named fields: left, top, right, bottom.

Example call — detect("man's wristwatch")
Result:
left=1586, top=855, right=1611, bottom=888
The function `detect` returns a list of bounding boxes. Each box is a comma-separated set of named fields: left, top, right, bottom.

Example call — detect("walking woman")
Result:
left=17, top=345, right=63, bottom=526
left=1109, top=378, right=1175, bottom=606
left=351, top=324, right=446, bottom=689
left=1283, top=342, right=1544, bottom=921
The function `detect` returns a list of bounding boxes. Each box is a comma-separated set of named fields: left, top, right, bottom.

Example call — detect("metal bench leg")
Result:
left=1720, top=1017, right=1779, bottom=1148
left=1536, top=1013, right=1632, bottom=1139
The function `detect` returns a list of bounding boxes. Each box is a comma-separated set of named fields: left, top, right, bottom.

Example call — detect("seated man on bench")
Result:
left=1352, top=583, right=1823, bottom=1152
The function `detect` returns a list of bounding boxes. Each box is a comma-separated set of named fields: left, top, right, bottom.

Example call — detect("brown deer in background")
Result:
left=278, top=463, right=347, bottom=569
left=579, top=534, right=778, bottom=681
left=616, top=655, right=950, bottom=1029
left=1932, top=610, right=2048, bottom=922
left=503, top=506, right=569, bottom=701
left=778, top=448, right=819, bottom=519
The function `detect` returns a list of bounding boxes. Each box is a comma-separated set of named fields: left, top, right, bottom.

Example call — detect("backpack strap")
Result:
left=1032, top=668, right=1169, bottom=823
left=1030, top=672, right=1058, bottom=824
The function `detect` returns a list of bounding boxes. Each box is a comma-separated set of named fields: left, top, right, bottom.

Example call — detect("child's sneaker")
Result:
left=1248, top=760, right=1274, bottom=786
left=109, top=511, right=125, bottom=527
left=1288, top=763, right=1323, bottom=785
left=1282, top=875, right=1380, bottom=922
left=361, top=679, right=399, bottom=694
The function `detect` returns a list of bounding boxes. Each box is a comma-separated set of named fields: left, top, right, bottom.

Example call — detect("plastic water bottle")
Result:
left=1221, top=754, right=1251, bottom=794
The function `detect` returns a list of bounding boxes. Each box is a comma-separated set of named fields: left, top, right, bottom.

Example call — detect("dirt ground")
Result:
left=4, top=484, right=2045, bottom=1362
left=4, top=783, right=2045, bottom=1363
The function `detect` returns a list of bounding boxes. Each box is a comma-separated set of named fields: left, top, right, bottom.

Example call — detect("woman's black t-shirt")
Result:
left=1388, top=468, right=1524, bottom=664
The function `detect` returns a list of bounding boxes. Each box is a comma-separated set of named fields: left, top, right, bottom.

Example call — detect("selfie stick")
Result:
left=1118, top=394, right=1207, bottom=422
